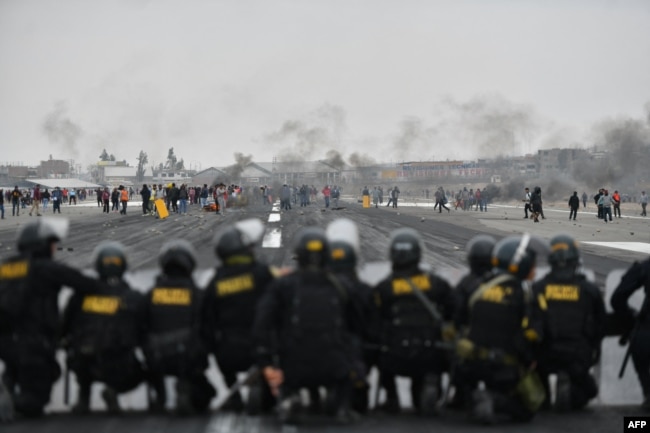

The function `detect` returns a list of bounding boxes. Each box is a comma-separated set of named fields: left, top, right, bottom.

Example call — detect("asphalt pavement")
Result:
left=0, top=195, right=649, bottom=432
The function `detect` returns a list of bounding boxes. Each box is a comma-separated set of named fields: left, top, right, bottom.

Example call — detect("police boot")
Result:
left=307, top=387, right=323, bottom=414
left=101, top=387, right=121, bottom=414
left=175, top=380, right=193, bottom=416
left=0, top=380, right=15, bottom=422
left=351, top=382, right=369, bottom=414
left=418, top=374, right=440, bottom=416
left=221, top=390, right=244, bottom=413
left=72, top=383, right=91, bottom=415
left=277, top=393, right=301, bottom=425
left=147, top=381, right=166, bottom=414
left=554, top=372, right=571, bottom=412
left=246, top=380, right=263, bottom=415
left=471, top=389, right=495, bottom=425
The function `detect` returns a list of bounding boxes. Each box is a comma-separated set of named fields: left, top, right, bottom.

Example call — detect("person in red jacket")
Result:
left=322, top=185, right=331, bottom=208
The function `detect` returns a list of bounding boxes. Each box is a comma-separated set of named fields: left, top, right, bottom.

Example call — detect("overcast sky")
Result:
left=1, top=0, right=649, bottom=169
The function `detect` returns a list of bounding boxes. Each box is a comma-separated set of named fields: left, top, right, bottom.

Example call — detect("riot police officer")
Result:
left=611, top=255, right=650, bottom=409
left=0, top=219, right=98, bottom=420
left=201, top=218, right=275, bottom=414
left=450, top=234, right=496, bottom=409
left=143, top=239, right=215, bottom=415
left=532, top=234, right=605, bottom=411
left=326, top=218, right=375, bottom=414
left=454, top=234, right=497, bottom=331
left=253, top=227, right=364, bottom=424
left=61, top=241, right=146, bottom=414
left=373, top=227, right=454, bottom=416
left=455, top=234, right=545, bottom=423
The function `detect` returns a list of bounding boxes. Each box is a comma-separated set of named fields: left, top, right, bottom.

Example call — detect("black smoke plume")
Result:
left=43, top=101, right=83, bottom=156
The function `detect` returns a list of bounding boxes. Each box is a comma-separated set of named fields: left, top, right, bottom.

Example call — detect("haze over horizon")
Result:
left=1, top=0, right=649, bottom=169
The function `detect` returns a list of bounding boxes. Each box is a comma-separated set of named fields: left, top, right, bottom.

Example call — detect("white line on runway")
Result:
left=583, top=242, right=650, bottom=254
left=262, top=201, right=282, bottom=248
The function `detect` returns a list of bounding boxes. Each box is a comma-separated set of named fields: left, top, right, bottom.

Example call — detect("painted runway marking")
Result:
left=583, top=242, right=650, bottom=254
left=263, top=201, right=282, bottom=248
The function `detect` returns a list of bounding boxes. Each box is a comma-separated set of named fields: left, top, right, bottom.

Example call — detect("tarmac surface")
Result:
left=0, top=195, right=649, bottom=432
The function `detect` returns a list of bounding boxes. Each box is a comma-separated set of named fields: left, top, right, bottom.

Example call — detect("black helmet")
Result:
left=93, top=241, right=127, bottom=281
left=214, top=218, right=264, bottom=263
left=491, top=234, right=537, bottom=280
left=294, top=227, right=329, bottom=268
left=328, top=240, right=357, bottom=272
left=466, top=234, right=496, bottom=275
left=159, top=239, right=197, bottom=276
left=17, top=219, right=69, bottom=258
left=389, top=228, right=422, bottom=269
left=326, top=218, right=360, bottom=272
left=215, top=227, right=249, bottom=260
left=548, top=234, right=580, bottom=268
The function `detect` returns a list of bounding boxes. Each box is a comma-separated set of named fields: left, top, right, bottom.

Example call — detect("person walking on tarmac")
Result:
left=0, top=219, right=99, bottom=421
left=253, top=227, right=365, bottom=424
left=568, top=191, right=580, bottom=221
left=143, top=240, right=216, bottom=415
left=390, top=186, right=400, bottom=208
left=532, top=234, right=605, bottom=411
left=610, top=255, right=650, bottom=409
left=119, top=185, right=129, bottom=215
left=454, top=234, right=546, bottom=424
left=61, top=241, right=146, bottom=414
left=200, top=219, right=276, bottom=414
left=523, top=187, right=532, bottom=219
left=11, top=186, right=22, bottom=217
left=530, top=187, right=543, bottom=223
left=373, top=227, right=454, bottom=416
left=140, top=184, right=151, bottom=216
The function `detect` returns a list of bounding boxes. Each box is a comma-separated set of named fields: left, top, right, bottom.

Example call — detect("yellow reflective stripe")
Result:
left=216, top=274, right=255, bottom=296
left=544, top=284, right=579, bottom=301
left=151, top=288, right=191, bottom=305
left=82, top=296, right=120, bottom=315
left=0, top=261, right=29, bottom=279
left=392, top=274, right=431, bottom=295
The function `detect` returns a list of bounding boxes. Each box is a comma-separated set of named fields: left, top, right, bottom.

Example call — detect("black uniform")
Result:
left=456, top=272, right=544, bottom=421
left=611, top=258, right=650, bottom=406
left=201, top=261, right=275, bottom=412
left=62, top=279, right=146, bottom=412
left=373, top=268, right=454, bottom=413
left=533, top=272, right=605, bottom=410
left=144, top=273, right=215, bottom=413
left=330, top=267, right=375, bottom=413
left=0, top=254, right=97, bottom=417
left=253, top=268, right=365, bottom=414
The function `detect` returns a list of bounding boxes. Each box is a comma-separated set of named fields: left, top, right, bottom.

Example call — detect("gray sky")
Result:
left=1, top=0, right=649, bottom=169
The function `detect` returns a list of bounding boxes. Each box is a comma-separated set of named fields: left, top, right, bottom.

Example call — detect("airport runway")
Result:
left=0, top=196, right=648, bottom=431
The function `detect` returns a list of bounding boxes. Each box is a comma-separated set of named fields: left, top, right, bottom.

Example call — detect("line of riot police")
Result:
left=1, top=216, right=648, bottom=425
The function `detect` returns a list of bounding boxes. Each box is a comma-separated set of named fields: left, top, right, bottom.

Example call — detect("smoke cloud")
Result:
left=42, top=101, right=83, bottom=157
left=435, top=94, right=543, bottom=158
left=391, top=117, right=438, bottom=160
left=265, top=103, right=347, bottom=162
left=324, top=150, right=346, bottom=171
left=223, top=152, right=253, bottom=180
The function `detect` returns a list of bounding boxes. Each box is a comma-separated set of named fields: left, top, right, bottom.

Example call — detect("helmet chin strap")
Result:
left=511, top=232, right=531, bottom=269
